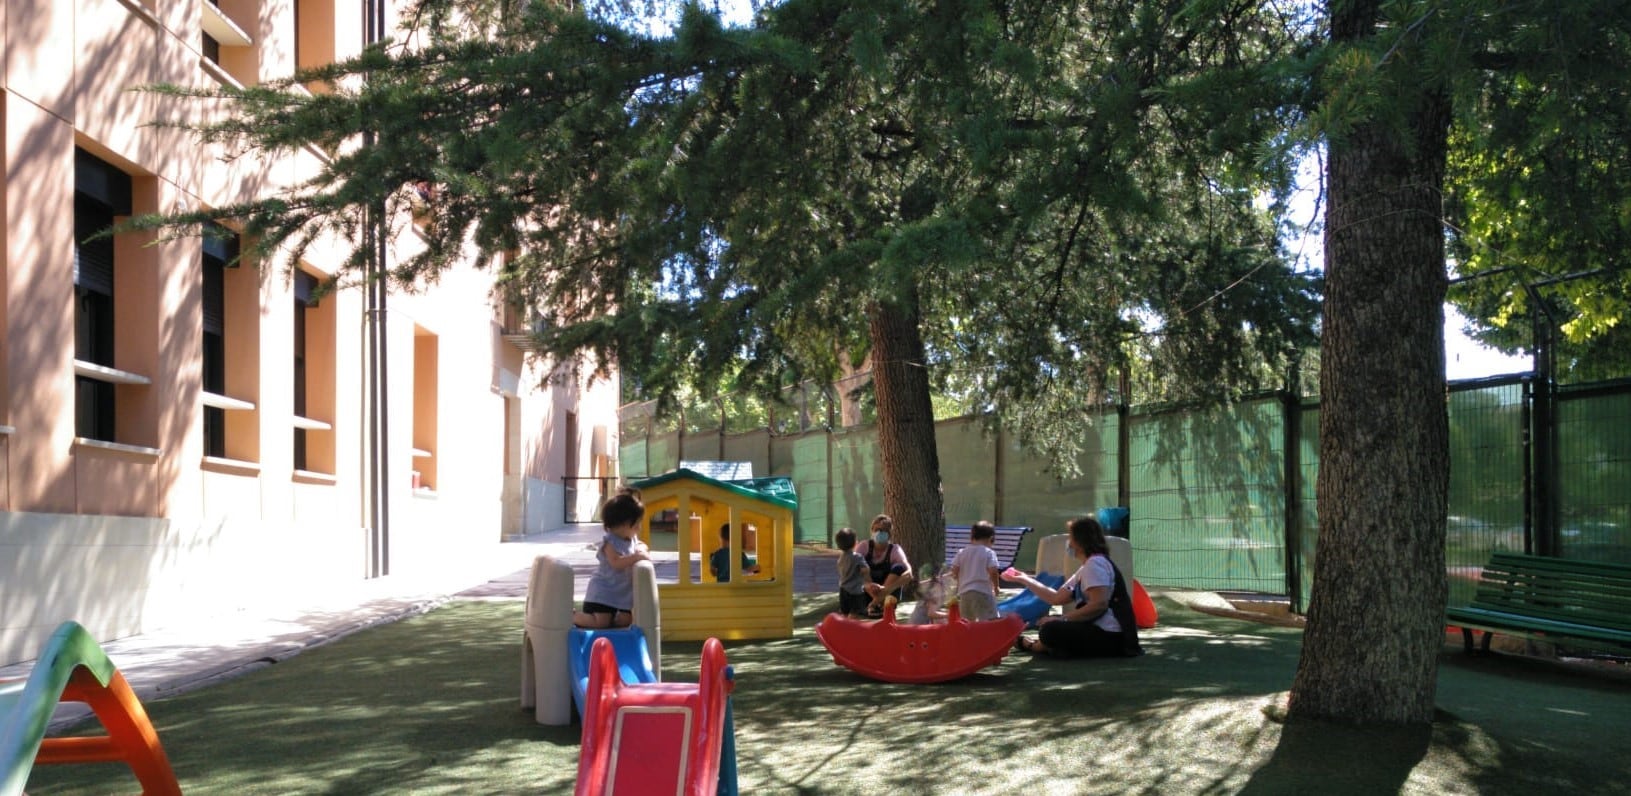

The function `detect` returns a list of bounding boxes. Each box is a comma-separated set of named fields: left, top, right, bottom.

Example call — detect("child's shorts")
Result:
left=581, top=601, right=628, bottom=617
left=838, top=590, right=870, bottom=617
left=956, top=591, right=999, bottom=621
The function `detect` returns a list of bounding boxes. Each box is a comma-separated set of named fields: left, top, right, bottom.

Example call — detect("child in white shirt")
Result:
left=948, top=521, right=1003, bottom=621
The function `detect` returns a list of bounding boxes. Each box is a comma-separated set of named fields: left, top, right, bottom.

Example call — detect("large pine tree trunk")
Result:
left=1289, top=2, right=1452, bottom=725
left=867, top=288, right=946, bottom=575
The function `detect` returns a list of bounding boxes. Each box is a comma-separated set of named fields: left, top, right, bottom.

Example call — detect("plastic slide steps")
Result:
left=0, top=621, right=180, bottom=796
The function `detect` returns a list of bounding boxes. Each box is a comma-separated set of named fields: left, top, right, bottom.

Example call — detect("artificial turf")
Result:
left=20, top=595, right=1631, bottom=794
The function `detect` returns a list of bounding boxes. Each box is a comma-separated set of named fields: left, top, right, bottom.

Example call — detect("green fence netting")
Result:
left=620, top=374, right=1631, bottom=604
left=1445, top=380, right=1527, bottom=606
left=829, top=426, right=885, bottom=541
left=1129, top=397, right=1289, bottom=593
left=1557, top=384, right=1631, bottom=564
left=994, top=413, right=1119, bottom=572
left=774, top=432, right=833, bottom=545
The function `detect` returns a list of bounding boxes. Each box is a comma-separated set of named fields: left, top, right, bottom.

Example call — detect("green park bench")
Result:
left=1444, top=551, right=1631, bottom=655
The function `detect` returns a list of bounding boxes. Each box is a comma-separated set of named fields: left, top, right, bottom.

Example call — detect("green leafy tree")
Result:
left=1443, top=4, right=1631, bottom=383
left=143, top=0, right=1316, bottom=569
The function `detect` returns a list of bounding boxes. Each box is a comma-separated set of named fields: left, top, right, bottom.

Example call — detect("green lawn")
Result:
left=21, top=596, right=1631, bottom=794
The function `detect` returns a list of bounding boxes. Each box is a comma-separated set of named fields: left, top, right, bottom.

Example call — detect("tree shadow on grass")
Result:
left=1239, top=713, right=1431, bottom=795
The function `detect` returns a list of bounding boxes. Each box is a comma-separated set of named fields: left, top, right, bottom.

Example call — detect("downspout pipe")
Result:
left=364, top=0, right=391, bottom=577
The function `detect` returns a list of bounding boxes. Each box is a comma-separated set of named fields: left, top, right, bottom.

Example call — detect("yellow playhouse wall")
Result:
left=637, top=476, right=796, bottom=640
left=640, top=482, right=792, bottom=580
left=658, top=581, right=794, bottom=641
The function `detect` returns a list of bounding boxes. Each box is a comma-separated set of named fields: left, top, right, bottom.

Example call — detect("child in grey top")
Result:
left=834, top=527, right=870, bottom=617
left=573, top=492, right=650, bottom=628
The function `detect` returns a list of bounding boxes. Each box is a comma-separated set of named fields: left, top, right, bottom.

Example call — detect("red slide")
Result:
left=575, top=637, right=734, bottom=796
left=816, top=604, right=1024, bottom=684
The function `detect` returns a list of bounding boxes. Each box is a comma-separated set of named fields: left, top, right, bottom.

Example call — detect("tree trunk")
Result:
left=867, top=288, right=946, bottom=576
left=1289, top=3, right=1452, bottom=725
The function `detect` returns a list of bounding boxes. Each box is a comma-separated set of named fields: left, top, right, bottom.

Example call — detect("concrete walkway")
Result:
left=2, top=524, right=840, bottom=732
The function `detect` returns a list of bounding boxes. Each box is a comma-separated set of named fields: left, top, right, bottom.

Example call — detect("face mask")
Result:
left=873, top=530, right=891, bottom=545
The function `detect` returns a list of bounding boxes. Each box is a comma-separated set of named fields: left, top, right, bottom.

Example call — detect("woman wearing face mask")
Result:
left=854, top=514, right=913, bottom=618
left=1002, top=516, right=1142, bottom=658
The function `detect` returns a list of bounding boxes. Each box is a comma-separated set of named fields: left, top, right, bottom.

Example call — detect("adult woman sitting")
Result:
left=854, top=514, right=912, bottom=617
left=1002, top=516, right=1141, bottom=657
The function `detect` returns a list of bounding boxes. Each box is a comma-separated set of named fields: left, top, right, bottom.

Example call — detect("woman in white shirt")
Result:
left=1002, top=516, right=1142, bottom=657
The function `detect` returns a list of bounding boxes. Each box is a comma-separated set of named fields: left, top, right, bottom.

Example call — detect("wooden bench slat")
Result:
left=1446, top=607, right=1631, bottom=644
left=1477, top=570, right=1631, bottom=595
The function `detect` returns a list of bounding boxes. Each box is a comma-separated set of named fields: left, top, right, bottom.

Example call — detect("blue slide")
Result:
left=998, top=572, right=1066, bottom=627
left=567, top=627, right=658, bottom=720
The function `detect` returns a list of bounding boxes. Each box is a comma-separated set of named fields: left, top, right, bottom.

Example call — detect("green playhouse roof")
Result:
left=631, top=468, right=799, bottom=511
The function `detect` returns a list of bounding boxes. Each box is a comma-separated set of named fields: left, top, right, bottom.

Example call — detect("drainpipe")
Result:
left=364, top=0, right=391, bottom=577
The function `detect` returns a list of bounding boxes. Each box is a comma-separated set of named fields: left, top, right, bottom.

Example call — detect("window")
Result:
left=292, top=269, right=335, bottom=475
left=74, top=149, right=134, bottom=443
left=411, top=329, right=439, bottom=491
left=200, top=223, right=263, bottom=464
left=293, top=271, right=312, bottom=469
left=201, top=0, right=256, bottom=85
left=294, top=0, right=337, bottom=94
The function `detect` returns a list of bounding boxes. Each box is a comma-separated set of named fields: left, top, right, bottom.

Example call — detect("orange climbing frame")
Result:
left=1, top=621, right=180, bottom=796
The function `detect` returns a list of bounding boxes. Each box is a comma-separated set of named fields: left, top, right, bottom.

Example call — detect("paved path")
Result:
left=2, top=524, right=839, bottom=731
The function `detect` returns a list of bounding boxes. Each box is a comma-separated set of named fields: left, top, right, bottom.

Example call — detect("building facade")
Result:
left=1, top=0, right=620, bottom=664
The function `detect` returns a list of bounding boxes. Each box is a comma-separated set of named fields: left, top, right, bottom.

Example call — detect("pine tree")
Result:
left=140, top=0, right=1315, bottom=569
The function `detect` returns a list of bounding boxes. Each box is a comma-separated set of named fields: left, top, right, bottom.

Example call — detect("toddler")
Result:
left=572, top=492, right=650, bottom=628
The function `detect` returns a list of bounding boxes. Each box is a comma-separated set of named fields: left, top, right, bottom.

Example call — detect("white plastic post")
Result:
left=521, top=555, right=575, bottom=725
left=630, top=559, right=661, bottom=681
left=1037, top=533, right=1134, bottom=580
left=1106, top=535, right=1135, bottom=581
left=1035, top=534, right=1072, bottom=576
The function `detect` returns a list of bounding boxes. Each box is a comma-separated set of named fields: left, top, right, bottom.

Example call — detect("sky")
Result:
left=1445, top=307, right=1530, bottom=381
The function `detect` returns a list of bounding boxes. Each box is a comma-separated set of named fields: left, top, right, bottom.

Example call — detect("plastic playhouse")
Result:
left=632, top=469, right=798, bottom=642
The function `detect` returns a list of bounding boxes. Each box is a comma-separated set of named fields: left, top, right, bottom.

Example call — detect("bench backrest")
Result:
left=1470, top=552, right=1631, bottom=631
left=944, top=525, right=1033, bottom=572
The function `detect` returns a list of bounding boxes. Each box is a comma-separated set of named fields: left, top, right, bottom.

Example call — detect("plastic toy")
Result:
left=1131, top=579, right=1159, bottom=629
left=0, top=621, right=180, bottom=796
left=1001, top=566, right=1158, bottom=629
left=996, top=572, right=1066, bottom=626
left=906, top=565, right=949, bottom=625
left=632, top=469, right=798, bottom=642
left=567, top=627, right=658, bottom=719
left=522, top=555, right=661, bottom=726
left=575, top=636, right=738, bottom=796
left=816, top=601, right=1024, bottom=683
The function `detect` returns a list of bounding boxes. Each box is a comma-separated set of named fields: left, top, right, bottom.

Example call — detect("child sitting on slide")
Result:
left=573, top=492, right=650, bottom=628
